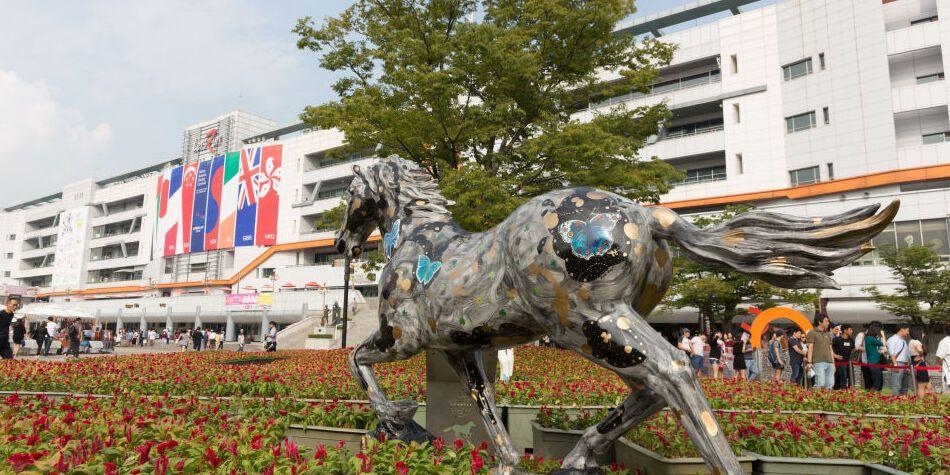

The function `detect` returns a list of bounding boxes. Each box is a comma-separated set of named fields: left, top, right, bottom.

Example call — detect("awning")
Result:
left=16, top=305, right=95, bottom=320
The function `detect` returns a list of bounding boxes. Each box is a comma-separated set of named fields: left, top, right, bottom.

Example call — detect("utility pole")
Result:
left=341, top=256, right=350, bottom=348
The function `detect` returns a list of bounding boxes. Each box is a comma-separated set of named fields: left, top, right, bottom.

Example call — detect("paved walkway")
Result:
left=13, top=342, right=265, bottom=361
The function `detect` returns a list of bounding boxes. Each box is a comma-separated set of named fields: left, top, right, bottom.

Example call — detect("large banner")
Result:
left=224, top=292, right=274, bottom=310
left=155, top=145, right=282, bottom=256
left=53, top=207, right=90, bottom=286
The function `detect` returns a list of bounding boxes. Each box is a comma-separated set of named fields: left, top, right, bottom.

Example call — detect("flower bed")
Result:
left=623, top=410, right=950, bottom=474
left=0, top=348, right=946, bottom=417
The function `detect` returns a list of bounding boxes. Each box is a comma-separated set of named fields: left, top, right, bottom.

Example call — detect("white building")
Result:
left=3, top=0, right=946, bottom=335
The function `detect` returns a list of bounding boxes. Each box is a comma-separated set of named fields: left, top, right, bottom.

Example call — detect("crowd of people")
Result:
left=676, top=315, right=950, bottom=396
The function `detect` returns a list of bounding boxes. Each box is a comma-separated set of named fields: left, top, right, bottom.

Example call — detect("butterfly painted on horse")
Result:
left=416, top=255, right=442, bottom=285
left=384, top=219, right=401, bottom=258
left=558, top=213, right=622, bottom=260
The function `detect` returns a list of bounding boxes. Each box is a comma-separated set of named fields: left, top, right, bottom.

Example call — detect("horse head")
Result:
left=336, top=162, right=384, bottom=258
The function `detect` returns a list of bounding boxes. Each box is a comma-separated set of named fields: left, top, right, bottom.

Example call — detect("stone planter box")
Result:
left=615, top=437, right=755, bottom=475
left=746, top=451, right=908, bottom=475
left=531, top=422, right=613, bottom=465
left=285, top=425, right=368, bottom=453
left=504, top=405, right=609, bottom=452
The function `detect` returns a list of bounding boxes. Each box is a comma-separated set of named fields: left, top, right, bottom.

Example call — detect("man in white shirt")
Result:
left=690, top=333, right=707, bottom=375
left=44, top=317, right=59, bottom=357
left=886, top=324, right=912, bottom=395
left=677, top=329, right=692, bottom=354
left=935, top=326, right=950, bottom=392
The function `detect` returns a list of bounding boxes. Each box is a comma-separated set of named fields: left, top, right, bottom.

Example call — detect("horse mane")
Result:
left=376, top=155, right=451, bottom=219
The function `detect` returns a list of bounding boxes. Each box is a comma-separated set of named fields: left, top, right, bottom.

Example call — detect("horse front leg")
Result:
left=349, top=337, right=431, bottom=443
left=558, top=303, right=743, bottom=475
left=442, top=350, right=520, bottom=469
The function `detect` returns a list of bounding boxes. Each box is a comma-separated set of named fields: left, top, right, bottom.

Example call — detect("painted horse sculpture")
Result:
left=335, top=155, right=898, bottom=474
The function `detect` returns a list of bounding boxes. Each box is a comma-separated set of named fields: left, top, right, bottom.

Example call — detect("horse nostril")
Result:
left=352, top=245, right=362, bottom=257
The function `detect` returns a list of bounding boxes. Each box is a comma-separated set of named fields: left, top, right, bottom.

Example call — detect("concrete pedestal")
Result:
left=425, top=350, right=497, bottom=446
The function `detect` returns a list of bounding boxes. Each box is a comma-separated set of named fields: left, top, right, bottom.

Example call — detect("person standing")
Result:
left=264, top=321, right=278, bottom=352
left=805, top=314, right=835, bottom=390
left=0, top=298, right=19, bottom=359
left=741, top=330, right=758, bottom=381
left=237, top=328, right=245, bottom=352
left=677, top=328, right=692, bottom=355
left=731, top=329, right=746, bottom=380
left=864, top=322, right=885, bottom=391
left=67, top=318, right=83, bottom=358
left=767, top=330, right=785, bottom=382
left=11, top=316, right=26, bottom=358
left=935, top=325, right=950, bottom=393
left=177, top=329, right=190, bottom=352
left=43, top=317, right=58, bottom=356
left=853, top=323, right=871, bottom=389
left=498, top=347, right=515, bottom=382
left=788, top=329, right=807, bottom=385
left=216, top=330, right=224, bottom=350
left=886, top=324, right=912, bottom=396
left=832, top=324, right=854, bottom=389
left=689, top=332, right=706, bottom=376
left=30, top=323, right=48, bottom=357
left=191, top=327, right=203, bottom=351
left=708, top=332, right=724, bottom=379
left=909, top=327, right=931, bottom=396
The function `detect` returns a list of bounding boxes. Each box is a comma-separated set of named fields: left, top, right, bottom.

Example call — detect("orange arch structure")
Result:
left=749, top=307, right=813, bottom=348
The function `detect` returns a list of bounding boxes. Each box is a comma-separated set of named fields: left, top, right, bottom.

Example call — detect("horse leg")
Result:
left=349, top=336, right=431, bottom=443
left=557, top=303, right=743, bottom=475
left=442, top=350, right=520, bottom=469
left=558, top=384, right=665, bottom=473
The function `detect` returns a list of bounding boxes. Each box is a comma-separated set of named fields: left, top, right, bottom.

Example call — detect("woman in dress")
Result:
left=909, top=327, right=931, bottom=396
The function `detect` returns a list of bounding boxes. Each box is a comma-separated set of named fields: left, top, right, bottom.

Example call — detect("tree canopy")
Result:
left=863, top=245, right=950, bottom=326
left=294, top=0, right=680, bottom=231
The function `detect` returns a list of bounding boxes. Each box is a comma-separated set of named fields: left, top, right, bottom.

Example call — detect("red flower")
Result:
left=313, top=444, right=327, bottom=460
left=453, top=438, right=465, bottom=450
left=396, top=460, right=409, bottom=475
left=104, top=461, right=118, bottom=475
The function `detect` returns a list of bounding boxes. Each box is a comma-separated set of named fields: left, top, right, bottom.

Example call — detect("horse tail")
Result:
left=647, top=201, right=900, bottom=289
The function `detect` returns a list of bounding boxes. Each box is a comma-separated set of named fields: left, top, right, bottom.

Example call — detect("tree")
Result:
left=663, top=206, right=820, bottom=332
left=863, top=245, right=950, bottom=326
left=311, top=201, right=347, bottom=232
left=294, top=0, right=681, bottom=231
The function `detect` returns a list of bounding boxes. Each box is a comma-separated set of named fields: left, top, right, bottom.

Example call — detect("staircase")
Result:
left=277, top=297, right=379, bottom=349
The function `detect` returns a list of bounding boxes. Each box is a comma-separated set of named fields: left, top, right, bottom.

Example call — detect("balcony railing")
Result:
left=659, top=123, right=724, bottom=141
left=587, top=70, right=721, bottom=110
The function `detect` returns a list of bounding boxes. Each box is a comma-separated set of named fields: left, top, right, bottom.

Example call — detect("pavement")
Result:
left=13, top=341, right=266, bottom=361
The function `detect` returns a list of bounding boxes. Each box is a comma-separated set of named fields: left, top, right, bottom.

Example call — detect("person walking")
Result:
left=191, top=327, right=204, bottom=351
left=30, top=323, right=48, bottom=357
left=864, top=322, right=885, bottom=391
left=0, top=298, right=19, bottom=359
left=43, top=317, right=58, bottom=356
left=67, top=318, right=83, bottom=358
left=216, top=330, right=224, bottom=350
left=805, top=314, right=835, bottom=390
left=177, top=329, right=190, bottom=352
left=11, top=316, right=26, bottom=358
left=731, top=329, right=747, bottom=380
left=708, top=332, right=724, bottom=379
left=788, top=329, right=807, bottom=385
left=886, top=324, right=912, bottom=396
left=832, top=324, right=854, bottom=389
left=264, top=321, right=278, bottom=352
left=936, top=325, right=950, bottom=393
left=909, top=327, right=931, bottom=396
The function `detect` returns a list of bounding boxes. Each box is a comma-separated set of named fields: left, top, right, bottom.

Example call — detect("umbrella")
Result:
left=306, top=282, right=321, bottom=288
left=281, top=283, right=296, bottom=289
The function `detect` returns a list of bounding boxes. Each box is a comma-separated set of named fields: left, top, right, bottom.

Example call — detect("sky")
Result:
left=0, top=0, right=714, bottom=207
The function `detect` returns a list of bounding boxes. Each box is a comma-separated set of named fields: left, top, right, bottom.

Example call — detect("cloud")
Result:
left=0, top=70, right=112, bottom=202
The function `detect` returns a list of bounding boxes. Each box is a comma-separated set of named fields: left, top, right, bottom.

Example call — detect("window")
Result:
left=730, top=55, right=738, bottom=74
left=736, top=154, right=744, bottom=174
left=818, top=53, right=825, bottom=70
left=822, top=107, right=830, bottom=125
left=2, top=271, right=8, bottom=278
left=314, top=253, right=344, bottom=265
left=4, top=253, right=11, bottom=259
left=789, top=166, right=820, bottom=186
left=261, top=267, right=276, bottom=278
left=896, top=221, right=921, bottom=249
left=733, top=103, right=741, bottom=124
left=163, top=259, right=174, bottom=274
left=677, top=166, right=727, bottom=185
left=921, top=219, right=950, bottom=255
left=782, top=58, right=813, bottom=80
left=916, top=72, right=945, bottom=84
left=826, top=163, right=835, bottom=180
left=6, top=234, right=14, bottom=241
left=785, top=111, right=816, bottom=133
left=910, top=15, right=938, bottom=25
left=922, top=131, right=950, bottom=144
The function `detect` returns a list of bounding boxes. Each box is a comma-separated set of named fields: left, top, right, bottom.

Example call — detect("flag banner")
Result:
left=218, top=152, right=240, bottom=249
left=52, top=207, right=90, bottom=287
left=190, top=160, right=212, bottom=253
left=155, top=145, right=282, bottom=256
left=254, top=144, right=282, bottom=246
left=234, top=146, right=260, bottom=247
left=204, top=155, right=225, bottom=251
left=180, top=163, right=198, bottom=254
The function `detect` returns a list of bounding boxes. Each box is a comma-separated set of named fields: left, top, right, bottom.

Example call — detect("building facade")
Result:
left=3, top=0, right=948, bottom=335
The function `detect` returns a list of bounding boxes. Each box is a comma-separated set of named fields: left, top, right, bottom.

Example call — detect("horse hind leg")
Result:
left=349, top=336, right=431, bottom=443
left=558, top=303, right=743, bottom=475
left=442, top=350, right=520, bottom=469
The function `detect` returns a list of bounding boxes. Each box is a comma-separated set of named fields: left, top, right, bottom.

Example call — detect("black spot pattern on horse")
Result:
left=449, top=323, right=534, bottom=347
left=375, top=315, right=396, bottom=351
left=582, top=320, right=646, bottom=368
left=537, top=237, right=548, bottom=255
left=549, top=188, right=627, bottom=282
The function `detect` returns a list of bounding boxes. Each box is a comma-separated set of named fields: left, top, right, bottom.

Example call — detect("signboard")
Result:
left=52, top=207, right=90, bottom=287
left=224, top=292, right=274, bottom=310
left=155, top=144, right=282, bottom=256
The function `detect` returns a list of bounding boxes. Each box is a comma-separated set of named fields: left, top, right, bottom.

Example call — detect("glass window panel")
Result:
left=922, top=132, right=948, bottom=144
left=895, top=221, right=922, bottom=249
left=920, top=218, right=950, bottom=255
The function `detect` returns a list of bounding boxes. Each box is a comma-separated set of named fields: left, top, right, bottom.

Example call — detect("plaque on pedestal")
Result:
left=426, top=350, right=497, bottom=445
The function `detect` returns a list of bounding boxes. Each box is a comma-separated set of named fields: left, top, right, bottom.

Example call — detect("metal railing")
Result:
left=586, top=70, right=722, bottom=110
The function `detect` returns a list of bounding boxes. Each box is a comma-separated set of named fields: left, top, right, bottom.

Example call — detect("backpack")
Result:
left=68, top=324, right=80, bottom=339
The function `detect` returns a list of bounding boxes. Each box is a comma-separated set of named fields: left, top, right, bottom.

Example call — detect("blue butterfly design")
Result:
left=384, top=219, right=401, bottom=258
left=557, top=213, right=622, bottom=260
left=415, top=255, right=442, bottom=285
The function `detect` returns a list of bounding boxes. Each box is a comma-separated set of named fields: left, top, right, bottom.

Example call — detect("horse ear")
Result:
left=352, top=164, right=361, bottom=175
